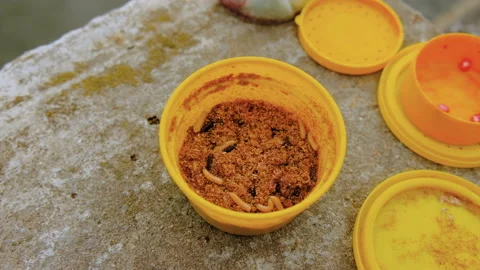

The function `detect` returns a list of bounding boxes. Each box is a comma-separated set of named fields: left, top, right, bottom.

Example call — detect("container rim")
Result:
left=159, top=56, right=347, bottom=220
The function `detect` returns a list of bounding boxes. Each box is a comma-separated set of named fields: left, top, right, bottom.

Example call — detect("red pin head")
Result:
left=459, top=58, right=472, bottom=72
left=472, top=114, right=480, bottom=123
left=438, top=104, right=450, bottom=113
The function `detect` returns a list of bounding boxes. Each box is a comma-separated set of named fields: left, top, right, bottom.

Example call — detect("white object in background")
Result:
left=220, top=0, right=309, bottom=24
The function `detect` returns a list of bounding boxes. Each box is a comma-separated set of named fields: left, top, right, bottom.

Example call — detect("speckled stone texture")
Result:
left=0, top=0, right=478, bottom=269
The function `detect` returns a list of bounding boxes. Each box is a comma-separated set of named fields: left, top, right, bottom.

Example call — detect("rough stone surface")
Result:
left=0, top=0, right=478, bottom=269
left=447, top=7, right=480, bottom=36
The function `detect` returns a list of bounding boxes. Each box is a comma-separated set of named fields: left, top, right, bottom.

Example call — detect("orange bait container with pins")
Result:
left=378, top=34, right=480, bottom=168
left=401, top=34, right=480, bottom=146
left=354, top=170, right=480, bottom=270
left=159, top=57, right=346, bottom=235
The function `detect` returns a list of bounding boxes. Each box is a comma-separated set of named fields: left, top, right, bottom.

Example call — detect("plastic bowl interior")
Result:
left=401, top=34, right=480, bottom=145
left=353, top=170, right=480, bottom=269
left=159, top=57, right=346, bottom=235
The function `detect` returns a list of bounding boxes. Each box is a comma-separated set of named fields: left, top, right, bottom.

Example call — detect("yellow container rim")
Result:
left=295, top=0, right=404, bottom=75
left=353, top=170, right=480, bottom=269
left=378, top=43, right=480, bottom=168
left=159, top=57, right=347, bottom=220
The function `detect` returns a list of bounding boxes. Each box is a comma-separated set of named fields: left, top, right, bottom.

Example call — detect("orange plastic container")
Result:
left=401, top=34, right=480, bottom=145
left=159, top=57, right=347, bottom=235
left=378, top=43, right=480, bottom=168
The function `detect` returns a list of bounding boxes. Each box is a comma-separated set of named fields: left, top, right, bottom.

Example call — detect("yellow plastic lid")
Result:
left=295, top=0, right=404, bottom=75
left=378, top=43, right=480, bottom=168
left=354, top=170, right=480, bottom=270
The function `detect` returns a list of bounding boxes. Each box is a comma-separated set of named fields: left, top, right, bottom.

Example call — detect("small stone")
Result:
left=147, top=116, right=160, bottom=125
left=438, top=104, right=450, bottom=113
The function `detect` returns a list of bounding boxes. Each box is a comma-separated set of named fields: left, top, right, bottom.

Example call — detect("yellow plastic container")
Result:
left=159, top=57, right=347, bottom=235
left=378, top=43, right=480, bottom=168
left=401, top=34, right=480, bottom=146
left=354, top=170, right=480, bottom=269
left=295, top=0, right=404, bottom=75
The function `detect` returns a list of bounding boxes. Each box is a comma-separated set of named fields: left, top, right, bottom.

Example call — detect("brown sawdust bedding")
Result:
left=179, top=99, right=319, bottom=213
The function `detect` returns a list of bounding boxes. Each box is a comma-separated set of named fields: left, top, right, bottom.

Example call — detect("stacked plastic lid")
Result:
left=294, top=1, right=480, bottom=268
left=295, top=0, right=480, bottom=168
left=378, top=34, right=480, bottom=168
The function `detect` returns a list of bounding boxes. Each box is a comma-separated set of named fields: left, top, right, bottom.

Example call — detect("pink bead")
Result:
left=459, top=59, right=472, bottom=72
left=472, top=114, right=480, bottom=123
left=438, top=104, right=450, bottom=113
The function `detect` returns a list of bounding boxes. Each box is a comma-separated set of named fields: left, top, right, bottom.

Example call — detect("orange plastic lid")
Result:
left=295, top=0, right=404, bottom=75
left=378, top=43, right=480, bottom=168
left=354, top=170, right=480, bottom=269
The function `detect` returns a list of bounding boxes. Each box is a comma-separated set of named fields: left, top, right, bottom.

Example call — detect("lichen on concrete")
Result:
left=0, top=0, right=478, bottom=269
left=40, top=62, right=88, bottom=90
left=39, top=7, right=196, bottom=97
left=1, top=95, right=32, bottom=111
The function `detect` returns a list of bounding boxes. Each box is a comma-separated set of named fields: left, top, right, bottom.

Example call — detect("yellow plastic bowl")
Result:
left=159, top=57, right=347, bottom=235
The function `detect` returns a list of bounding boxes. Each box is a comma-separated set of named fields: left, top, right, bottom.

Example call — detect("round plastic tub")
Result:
left=378, top=42, right=480, bottom=168
left=354, top=170, right=480, bottom=269
left=159, top=57, right=346, bottom=235
left=295, top=0, right=403, bottom=75
left=401, top=34, right=480, bottom=145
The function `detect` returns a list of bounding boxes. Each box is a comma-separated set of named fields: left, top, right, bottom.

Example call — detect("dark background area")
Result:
left=0, top=0, right=479, bottom=68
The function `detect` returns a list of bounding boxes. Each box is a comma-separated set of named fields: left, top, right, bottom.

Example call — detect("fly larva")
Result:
left=298, top=120, right=306, bottom=139
left=200, top=120, right=214, bottom=133
left=256, top=198, right=274, bottom=213
left=206, top=154, right=214, bottom=171
left=202, top=168, right=223, bottom=185
left=307, top=132, right=319, bottom=151
left=310, top=166, right=317, bottom=182
left=193, top=111, right=209, bottom=133
left=213, top=140, right=237, bottom=153
left=270, top=196, right=284, bottom=210
left=229, top=192, right=252, bottom=212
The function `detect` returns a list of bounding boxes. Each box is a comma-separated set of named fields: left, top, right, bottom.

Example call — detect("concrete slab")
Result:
left=445, top=2, right=480, bottom=35
left=1, top=0, right=478, bottom=269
